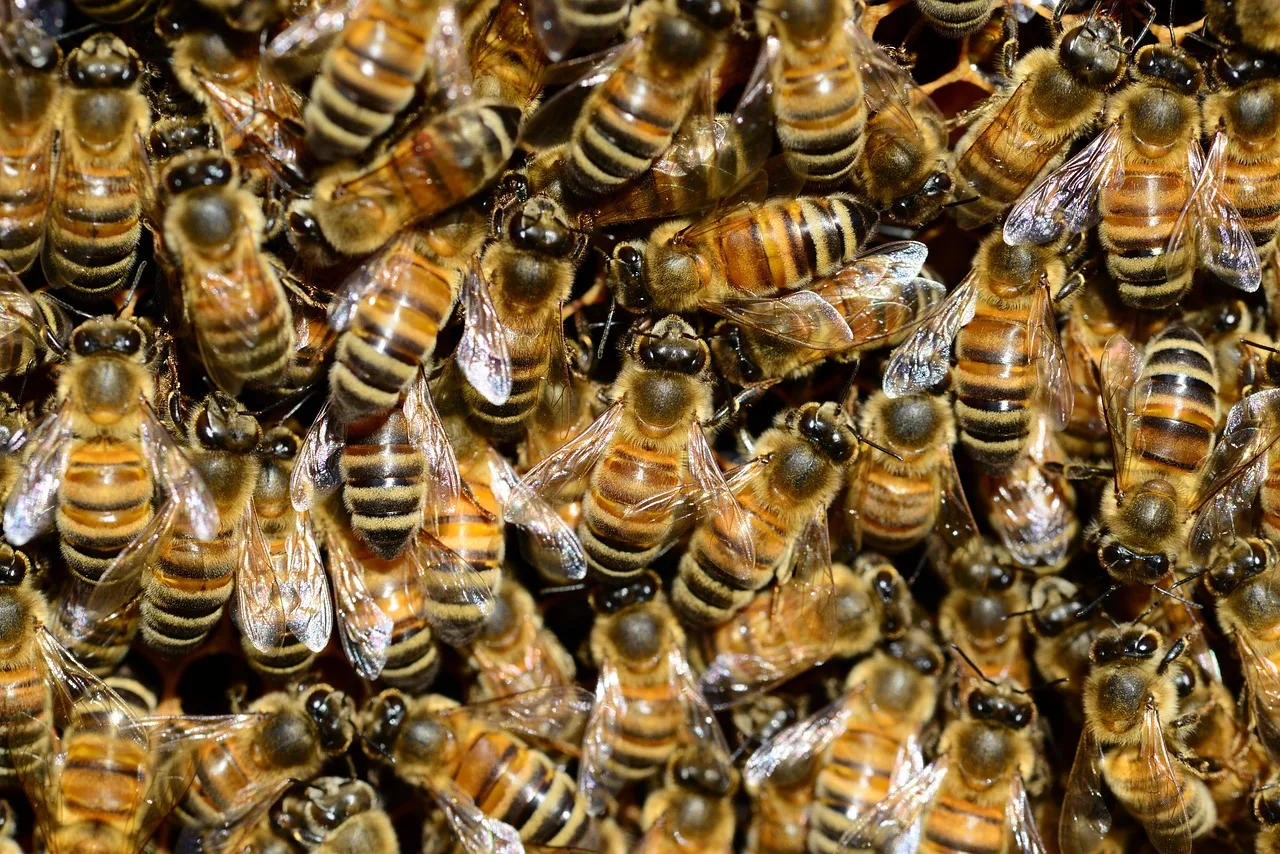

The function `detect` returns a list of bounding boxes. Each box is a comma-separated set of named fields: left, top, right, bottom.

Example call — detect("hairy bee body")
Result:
left=43, top=34, right=149, bottom=298
left=938, top=551, right=1032, bottom=686
left=637, top=744, right=738, bottom=853
left=0, top=20, right=60, bottom=275
left=1061, top=285, right=1125, bottom=461
left=747, top=753, right=817, bottom=854
left=855, top=86, right=952, bottom=226
left=465, top=578, right=576, bottom=703
left=274, top=778, right=400, bottom=854
left=0, top=563, right=52, bottom=790
left=915, top=0, right=995, bottom=38
left=1206, top=0, right=1280, bottom=57
left=341, top=408, right=427, bottom=559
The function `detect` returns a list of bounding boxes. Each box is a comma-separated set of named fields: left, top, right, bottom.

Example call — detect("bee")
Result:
left=158, top=150, right=296, bottom=396
left=696, top=555, right=911, bottom=709
left=1256, top=775, right=1280, bottom=854
left=1202, top=50, right=1280, bottom=261
left=43, top=34, right=150, bottom=299
left=295, top=100, right=520, bottom=256
left=914, top=0, right=998, bottom=37
left=466, top=0, right=548, bottom=115
left=180, top=683, right=358, bottom=849
left=526, top=0, right=631, bottom=60
left=0, top=263, right=68, bottom=381
left=885, top=233, right=1075, bottom=474
left=463, top=577, right=576, bottom=703
left=1090, top=325, right=1219, bottom=584
left=711, top=241, right=946, bottom=387
left=3, top=317, right=220, bottom=670
left=0, top=18, right=60, bottom=275
left=0, top=547, right=58, bottom=790
left=743, top=628, right=944, bottom=854
left=845, top=387, right=979, bottom=556
left=507, top=315, right=741, bottom=585
left=1061, top=283, right=1130, bottom=461
left=745, top=742, right=818, bottom=854
left=272, top=777, right=399, bottom=854
left=950, top=14, right=1127, bottom=229
left=636, top=741, right=739, bottom=854
left=977, top=410, right=1080, bottom=573
left=854, top=79, right=952, bottom=227
left=325, top=210, right=486, bottom=424
left=195, top=0, right=290, bottom=31
left=672, top=401, right=858, bottom=627
left=457, top=189, right=586, bottom=445
left=361, top=686, right=600, bottom=852
left=1060, top=624, right=1217, bottom=854
left=521, top=0, right=738, bottom=200
left=1206, top=0, right=1280, bottom=57
left=937, top=544, right=1034, bottom=687
left=1005, top=44, right=1262, bottom=310
left=1187, top=299, right=1274, bottom=420
left=1026, top=575, right=1108, bottom=711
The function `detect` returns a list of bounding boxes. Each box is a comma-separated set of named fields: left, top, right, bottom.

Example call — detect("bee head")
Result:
left=964, top=683, right=1035, bottom=730
left=361, top=691, right=409, bottom=762
left=1214, top=48, right=1280, bottom=89
left=507, top=196, right=578, bottom=259
left=793, top=402, right=857, bottom=463
left=1058, top=17, right=1126, bottom=89
left=763, top=0, right=837, bottom=44
left=194, top=392, right=261, bottom=453
left=303, top=686, right=356, bottom=754
left=259, top=426, right=301, bottom=461
left=672, top=745, right=736, bottom=797
left=70, top=318, right=146, bottom=360
left=887, top=170, right=952, bottom=228
left=163, top=151, right=235, bottom=197
left=1134, top=44, right=1203, bottom=96
left=591, top=571, right=660, bottom=615
left=0, top=545, right=29, bottom=589
left=883, top=628, right=944, bottom=677
left=1256, top=785, right=1280, bottom=827
left=1028, top=577, right=1086, bottom=638
left=633, top=316, right=708, bottom=375
left=675, top=0, right=737, bottom=31
left=1206, top=538, right=1270, bottom=596
left=149, top=120, right=215, bottom=161
left=67, top=33, right=140, bottom=88
left=1090, top=624, right=1161, bottom=665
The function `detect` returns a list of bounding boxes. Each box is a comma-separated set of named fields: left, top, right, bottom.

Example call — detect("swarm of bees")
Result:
left=0, top=0, right=1279, bottom=850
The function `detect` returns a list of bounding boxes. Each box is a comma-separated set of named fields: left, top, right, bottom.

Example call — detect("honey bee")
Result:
left=1090, top=325, right=1220, bottom=584
left=0, top=262, right=68, bottom=381
left=845, top=387, right=979, bottom=556
left=0, top=548, right=61, bottom=790
left=711, top=241, right=946, bottom=387
left=1203, top=50, right=1280, bottom=261
left=1206, top=0, right=1280, bottom=57
left=1026, top=575, right=1108, bottom=711
left=1005, top=44, right=1262, bottom=310
left=854, top=78, right=952, bottom=227
left=977, top=410, right=1080, bottom=573
left=158, top=150, right=296, bottom=396
left=914, top=0, right=998, bottom=37
left=273, top=778, right=400, bottom=854
left=950, top=13, right=1127, bottom=229
left=466, top=0, right=548, bottom=115
left=1061, top=282, right=1129, bottom=461
left=43, top=34, right=150, bottom=299
left=696, top=555, right=911, bottom=709
left=745, top=742, right=818, bottom=854
left=1186, top=299, right=1274, bottom=419
left=457, top=188, right=586, bottom=444
left=463, top=577, right=576, bottom=703
left=521, top=0, right=738, bottom=200
left=636, top=741, right=739, bottom=854
left=743, top=628, right=944, bottom=854
left=672, top=401, right=858, bottom=627
left=0, top=18, right=60, bottom=275
left=938, top=544, right=1034, bottom=687
left=841, top=662, right=1048, bottom=853
left=527, top=0, right=631, bottom=60
left=195, top=0, right=290, bottom=30
left=1060, top=624, right=1217, bottom=854
left=325, top=210, right=486, bottom=424
left=295, top=100, right=520, bottom=256
left=885, top=232, right=1076, bottom=474
left=179, top=683, right=358, bottom=852
left=361, top=686, right=600, bottom=852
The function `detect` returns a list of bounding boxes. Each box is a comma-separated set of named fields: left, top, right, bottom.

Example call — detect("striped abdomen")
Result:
left=0, top=122, right=54, bottom=274
left=59, top=438, right=153, bottom=585
left=918, top=791, right=1006, bottom=854
left=0, top=638, right=50, bottom=789
left=1223, top=155, right=1280, bottom=251
left=1129, top=327, right=1218, bottom=480
left=450, top=728, right=597, bottom=848
left=750, top=781, right=812, bottom=854
left=331, top=235, right=460, bottom=422
left=182, top=738, right=263, bottom=825
left=52, top=590, right=138, bottom=674
left=955, top=294, right=1035, bottom=473
left=362, top=547, right=440, bottom=691
left=598, top=658, right=683, bottom=786
left=694, top=196, right=877, bottom=296
left=464, top=314, right=558, bottom=443
left=1100, top=163, right=1192, bottom=309
left=341, top=409, right=424, bottom=559
left=918, top=0, right=996, bottom=37
left=809, top=724, right=902, bottom=854
left=44, top=137, right=142, bottom=296
left=580, top=438, right=684, bottom=582
left=1103, top=747, right=1216, bottom=849
left=849, top=453, right=941, bottom=553
left=72, top=0, right=156, bottom=23
left=428, top=465, right=502, bottom=640
left=774, top=46, right=864, bottom=184
left=306, top=0, right=432, bottom=161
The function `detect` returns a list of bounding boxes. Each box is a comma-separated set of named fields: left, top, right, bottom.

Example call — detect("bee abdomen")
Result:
left=44, top=164, right=141, bottom=295
left=0, top=145, right=52, bottom=273
left=140, top=530, right=239, bottom=657
left=1131, top=328, right=1218, bottom=475
left=852, top=461, right=938, bottom=551
left=1102, top=169, right=1190, bottom=308
left=775, top=54, right=863, bottom=183
left=1225, top=160, right=1280, bottom=249
left=809, top=727, right=897, bottom=854
left=921, top=798, right=1005, bottom=853
left=342, top=412, right=425, bottom=558
left=241, top=634, right=317, bottom=681
left=366, top=559, right=440, bottom=691
left=0, top=657, right=49, bottom=786
left=195, top=276, right=294, bottom=389
left=581, top=448, right=682, bottom=581
left=60, top=442, right=153, bottom=584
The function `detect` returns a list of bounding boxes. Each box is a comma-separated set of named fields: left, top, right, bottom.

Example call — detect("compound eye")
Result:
left=1136, top=633, right=1159, bottom=656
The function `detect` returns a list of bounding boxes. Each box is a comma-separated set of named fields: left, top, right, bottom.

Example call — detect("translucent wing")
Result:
left=140, top=404, right=220, bottom=541
left=189, top=263, right=290, bottom=397
left=412, top=533, right=497, bottom=647
left=529, top=0, right=625, bottom=62
left=838, top=755, right=949, bottom=851
left=1135, top=697, right=1192, bottom=854
left=1099, top=333, right=1142, bottom=496
left=1007, top=769, right=1048, bottom=854
left=520, top=41, right=635, bottom=148
left=1237, top=632, right=1280, bottom=760
left=80, top=498, right=180, bottom=623
left=1170, top=131, right=1262, bottom=294
left=928, top=446, right=980, bottom=569
left=265, top=0, right=363, bottom=64
left=429, top=778, right=525, bottom=854
left=404, top=373, right=463, bottom=534
left=2, top=399, right=70, bottom=545
left=742, top=698, right=851, bottom=789
left=487, top=449, right=587, bottom=583
left=986, top=414, right=1073, bottom=569
left=1004, top=122, right=1125, bottom=246
left=283, top=509, right=333, bottom=653
left=1060, top=727, right=1110, bottom=854
left=508, top=398, right=624, bottom=505
left=687, top=421, right=755, bottom=569
left=448, top=686, right=594, bottom=755
left=710, top=290, right=855, bottom=350
left=1029, top=278, right=1073, bottom=430
left=290, top=400, right=344, bottom=511
left=234, top=506, right=289, bottom=653
left=578, top=656, right=627, bottom=816
left=32, top=627, right=145, bottom=726
left=0, top=261, right=44, bottom=352
left=456, top=263, right=512, bottom=407
left=883, top=273, right=978, bottom=397
left=329, top=232, right=434, bottom=332
left=327, top=532, right=392, bottom=680
left=849, top=18, right=920, bottom=141
left=425, top=3, right=472, bottom=107
left=672, top=645, right=730, bottom=761
left=174, top=774, right=294, bottom=854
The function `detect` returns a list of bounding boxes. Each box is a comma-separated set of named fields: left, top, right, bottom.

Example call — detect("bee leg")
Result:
left=707, top=386, right=767, bottom=432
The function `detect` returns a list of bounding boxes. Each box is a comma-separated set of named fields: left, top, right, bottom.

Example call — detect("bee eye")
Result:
left=0, top=556, right=26, bottom=587
left=967, top=692, right=993, bottom=718
left=1137, top=634, right=1158, bottom=656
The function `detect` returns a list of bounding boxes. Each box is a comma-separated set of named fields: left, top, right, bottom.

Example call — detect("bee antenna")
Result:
left=859, top=433, right=904, bottom=462
left=1244, top=338, right=1280, bottom=353
left=359, top=733, right=396, bottom=765
left=54, top=22, right=100, bottom=43
left=1171, top=568, right=1208, bottom=589
left=1148, top=584, right=1202, bottom=610
left=1073, top=584, right=1119, bottom=620
left=942, top=195, right=980, bottom=209
left=949, top=643, right=998, bottom=687
left=1030, top=677, right=1069, bottom=693
left=1003, top=607, right=1036, bottom=620
left=596, top=295, right=617, bottom=363
left=117, top=261, right=148, bottom=320
left=540, top=582, right=586, bottom=596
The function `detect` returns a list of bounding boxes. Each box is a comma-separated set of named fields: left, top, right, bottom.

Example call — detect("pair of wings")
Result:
left=1004, top=125, right=1262, bottom=295
left=0, top=260, right=66, bottom=370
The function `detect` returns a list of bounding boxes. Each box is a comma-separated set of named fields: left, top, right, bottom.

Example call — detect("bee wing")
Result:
left=838, top=754, right=950, bottom=852
left=741, top=697, right=852, bottom=789
left=1169, top=131, right=1262, bottom=294
left=528, top=0, right=594, bottom=62
left=711, top=37, right=776, bottom=204
left=672, top=644, right=731, bottom=760
left=927, top=446, right=980, bottom=570
left=79, top=499, right=181, bottom=624
left=487, top=449, right=587, bottom=583
left=508, top=398, right=624, bottom=505
left=1004, top=122, right=1125, bottom=246
left=425, top=3, right=473, bottom=107
left=849, top=18, right=923, bottom=141
left=2, top=398, right=71, bottom=545
left=0, top=260, right=44, bottom=346
left=140, top=404, right=220, bottom=541
left=447, top=686, right=594, bottom=755
left=1006, top=769, right=1048, bottom=854
left=578, top=656, right=627, bottom=816
left=174, top=775, right=295, bottom=854
left=520, top=40, right=637, bottom=149
left=1135, top=697, right=1193, bottom=854
left=404, top=373, right=464, bottom=534
left=687, top=421, right=755, bottom=569
left=987, top=414, right=1073, bottom=569
left=710, top=290, right=855, bottom=351
left=1029, top=278, right=1073, bottom=430
left=31, top=627, right=143, bottom=727
left=290, top=399, right=344, bottom=511
left=411, top=532, right=497, bottom=647
left=283, top=509, right=333, bottom=653
left=882, top=273, right=978, bottom=397
left=1237, top=632, right=1280, bottom=759
left=234, top=505, right=291, bottom=654
left=1060, top=723, right=1109, bottom=853
left=428, top=778, right=525, bottom=854
left=326, top=531, right=392, bottom=681
left=1099, top=333, right=1142, bottom=497
left=189, top=262, right=291, bottom=397
left=265, top=0, right=364, bottom=63
left=329, top=232, right=431, bottom=332
left=456, top=262, right=513, bottom=407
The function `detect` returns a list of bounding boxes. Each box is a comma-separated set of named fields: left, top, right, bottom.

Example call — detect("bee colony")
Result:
left=0, top=0, right=1277, bottom=850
